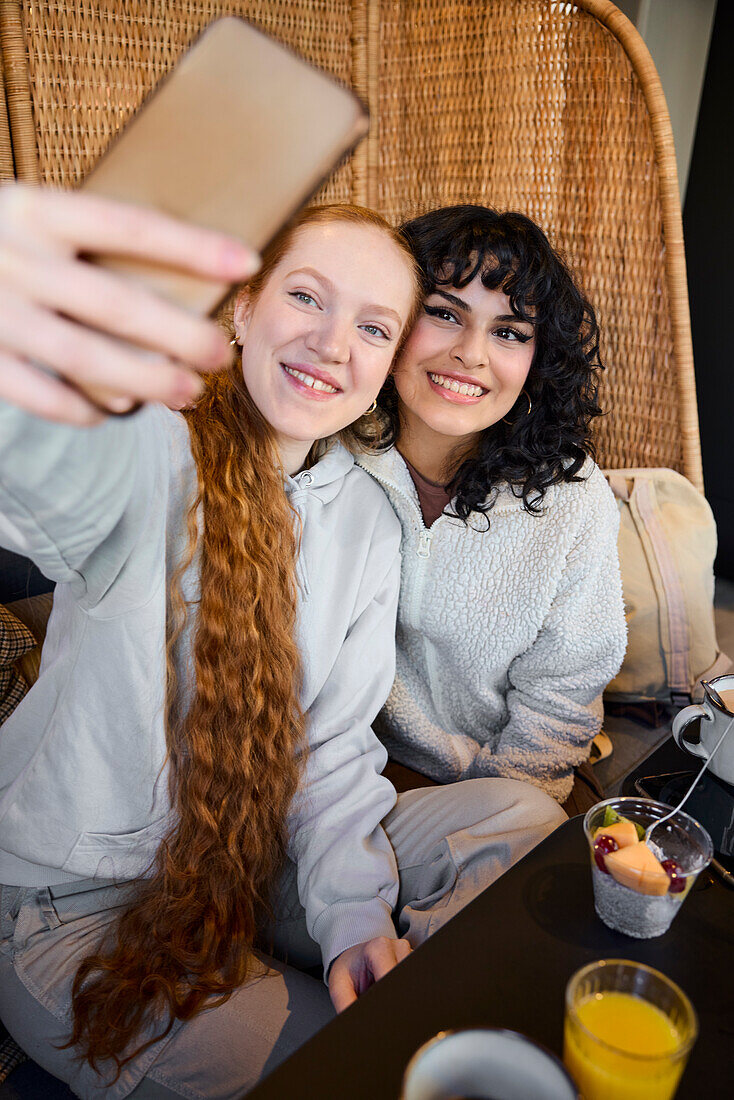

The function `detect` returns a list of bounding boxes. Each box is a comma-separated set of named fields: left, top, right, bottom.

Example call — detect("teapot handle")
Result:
left=672, top=704, right=710, bottom=761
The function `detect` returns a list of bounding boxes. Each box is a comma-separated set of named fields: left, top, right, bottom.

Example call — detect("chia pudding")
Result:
left=591, top=863, right=684, bottom=938
left=583, top=796, right=713, bottom=940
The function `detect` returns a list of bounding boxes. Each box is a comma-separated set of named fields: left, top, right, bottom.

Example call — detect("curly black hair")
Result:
left=377, top=204, right=603, bottom=525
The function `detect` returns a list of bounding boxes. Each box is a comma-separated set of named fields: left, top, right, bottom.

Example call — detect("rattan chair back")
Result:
left=0, top=0, right=702, bottom=487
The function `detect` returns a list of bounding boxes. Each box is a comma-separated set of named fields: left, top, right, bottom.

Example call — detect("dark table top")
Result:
left=249, top=746, right=733, bottom=1099
left=620, top=734, right=701, bottom=797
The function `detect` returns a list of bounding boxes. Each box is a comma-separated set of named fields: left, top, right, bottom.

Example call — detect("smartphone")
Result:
left=81, top=17, right=369, bottom=315
left=634, top=772, right=734, bottom=888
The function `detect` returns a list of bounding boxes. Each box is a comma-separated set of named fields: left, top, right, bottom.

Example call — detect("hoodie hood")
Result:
left=286, top=442, right=356, bottom=598
left=286, top=441, right=356, bottom=505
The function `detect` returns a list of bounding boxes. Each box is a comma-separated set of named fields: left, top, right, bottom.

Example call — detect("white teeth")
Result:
left=284, top=365, right=338, bottom=393
left=429, top=373, right=485, bottom=397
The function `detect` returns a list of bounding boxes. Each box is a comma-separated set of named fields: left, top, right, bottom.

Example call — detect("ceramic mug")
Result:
left=400, top=1029, right=578, bottom=1100
left=672, top=674, right=734, bottom=786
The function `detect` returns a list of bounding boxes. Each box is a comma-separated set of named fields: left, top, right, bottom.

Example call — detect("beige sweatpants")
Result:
left=0, top=778, right=565, bottom=1100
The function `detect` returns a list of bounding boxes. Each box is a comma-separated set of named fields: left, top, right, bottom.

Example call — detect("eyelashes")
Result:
left=424, top=304, right=533, bottom=343
left=361, top=323, right=390, bottom=340
left=495, top=326, right=533, bottom=344
left=424, top=304, right=458, bottom=323
left=289, top=291, right=390, bottom=341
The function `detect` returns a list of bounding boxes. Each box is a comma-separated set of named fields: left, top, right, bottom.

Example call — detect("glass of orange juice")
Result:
left=563, top=959, right=697, bottom=1100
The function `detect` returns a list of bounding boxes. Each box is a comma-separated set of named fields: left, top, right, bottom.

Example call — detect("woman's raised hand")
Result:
left=0, top=184, right=259, bottom=424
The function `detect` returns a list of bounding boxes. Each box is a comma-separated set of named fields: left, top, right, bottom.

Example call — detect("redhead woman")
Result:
left=0, top=188, right=564, bottom=1099
left=359, top=205, right=627, bottom=808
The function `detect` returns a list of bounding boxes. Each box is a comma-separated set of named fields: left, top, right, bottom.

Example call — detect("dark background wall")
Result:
left=0, top=549, right=52, bottom=603
left=683, top=0, right=734, bottom=578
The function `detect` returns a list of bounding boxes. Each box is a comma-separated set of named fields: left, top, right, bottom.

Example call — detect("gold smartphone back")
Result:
left=82, top=18, right=369, bottom=314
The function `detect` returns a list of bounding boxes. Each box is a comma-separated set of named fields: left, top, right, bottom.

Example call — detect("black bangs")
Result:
left=377, top=204, right=603, bottom=525
left=402, top=206, right=568, bottom=327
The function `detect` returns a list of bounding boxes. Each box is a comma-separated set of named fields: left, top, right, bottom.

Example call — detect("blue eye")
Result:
left=290, top=291, right=317, bottom=306
left=361, top=323, right=390, bottom=339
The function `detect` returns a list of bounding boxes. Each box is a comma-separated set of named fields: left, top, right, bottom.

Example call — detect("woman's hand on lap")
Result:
left=328, top=936, right=412, bottom=1012
left=0, top=183, right=259, bottom=423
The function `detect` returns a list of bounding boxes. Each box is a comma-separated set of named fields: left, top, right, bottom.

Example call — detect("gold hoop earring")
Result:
left=501, top=389, right=532, bottom=425
left=365, top=399, right=378, bottom=416
left=229, top=336, right=239, bottom=346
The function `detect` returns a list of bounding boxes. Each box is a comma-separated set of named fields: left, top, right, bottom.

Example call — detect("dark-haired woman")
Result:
left=358, top=205, right=627, bottom=806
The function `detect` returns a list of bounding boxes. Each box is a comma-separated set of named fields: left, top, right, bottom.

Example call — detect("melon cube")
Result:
left=604, top=841, right=669, bottom=896
left=594, top=820, right=639, bottom=849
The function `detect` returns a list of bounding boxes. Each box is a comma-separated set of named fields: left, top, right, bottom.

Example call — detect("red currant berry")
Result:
left=593, top=834, right=618, bottom=874
left=662, top=858, right=687, bottom=894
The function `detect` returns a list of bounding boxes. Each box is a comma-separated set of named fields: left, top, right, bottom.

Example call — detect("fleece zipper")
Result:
left=360, top=466, right=434, bottom=624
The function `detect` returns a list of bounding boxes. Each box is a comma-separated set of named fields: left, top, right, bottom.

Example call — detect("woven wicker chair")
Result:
left=0, top=0, right=702, bottom=488
left=0, top=0, right=702, bottom=487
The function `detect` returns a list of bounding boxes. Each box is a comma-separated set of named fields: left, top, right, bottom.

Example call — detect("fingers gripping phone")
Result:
left=81, top=17, right=369, bottom=314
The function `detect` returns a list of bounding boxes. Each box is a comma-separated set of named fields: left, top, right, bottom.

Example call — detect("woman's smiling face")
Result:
left=392, top=275, right=536, bottom=447
left=234, top=220, right=416, bottom=470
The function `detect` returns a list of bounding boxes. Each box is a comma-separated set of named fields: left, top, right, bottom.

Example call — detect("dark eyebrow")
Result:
left=496, top=313, right=537, bottom=326
left=434, top=289, right=471, bottom=312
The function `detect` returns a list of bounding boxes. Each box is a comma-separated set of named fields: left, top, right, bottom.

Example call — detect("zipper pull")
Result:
left=417, top=530, right=433, bottom=558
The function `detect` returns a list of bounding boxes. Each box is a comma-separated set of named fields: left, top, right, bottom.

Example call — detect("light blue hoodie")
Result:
left=0, top=403, right=402, bottom=973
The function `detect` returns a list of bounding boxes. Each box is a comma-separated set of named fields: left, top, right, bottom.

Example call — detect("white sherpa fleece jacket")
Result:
left=358, top=448, right=627, bottom=802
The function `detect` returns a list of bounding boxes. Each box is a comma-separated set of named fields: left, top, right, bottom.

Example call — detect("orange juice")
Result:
left=564, top=992, right=685, bottom=1100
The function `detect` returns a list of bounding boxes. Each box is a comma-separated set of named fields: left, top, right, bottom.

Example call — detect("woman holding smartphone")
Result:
left=360, top=205, right=626, bottom=808
left=0, top=187, right=564, bottom=1099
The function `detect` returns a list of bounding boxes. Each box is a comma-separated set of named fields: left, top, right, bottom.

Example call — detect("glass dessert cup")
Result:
left=583, top=797, right=713, bottom=939
left=564, top=959, right=698, bottom=1100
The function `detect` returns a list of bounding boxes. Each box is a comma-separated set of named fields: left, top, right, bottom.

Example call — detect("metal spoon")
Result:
left=644, top=713, right=734, bottom=846
left=702, top=678, right=729, bottom=712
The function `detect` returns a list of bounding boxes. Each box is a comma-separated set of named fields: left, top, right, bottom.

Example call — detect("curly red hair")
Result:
left=66, top=205, right=419, bottom=1077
